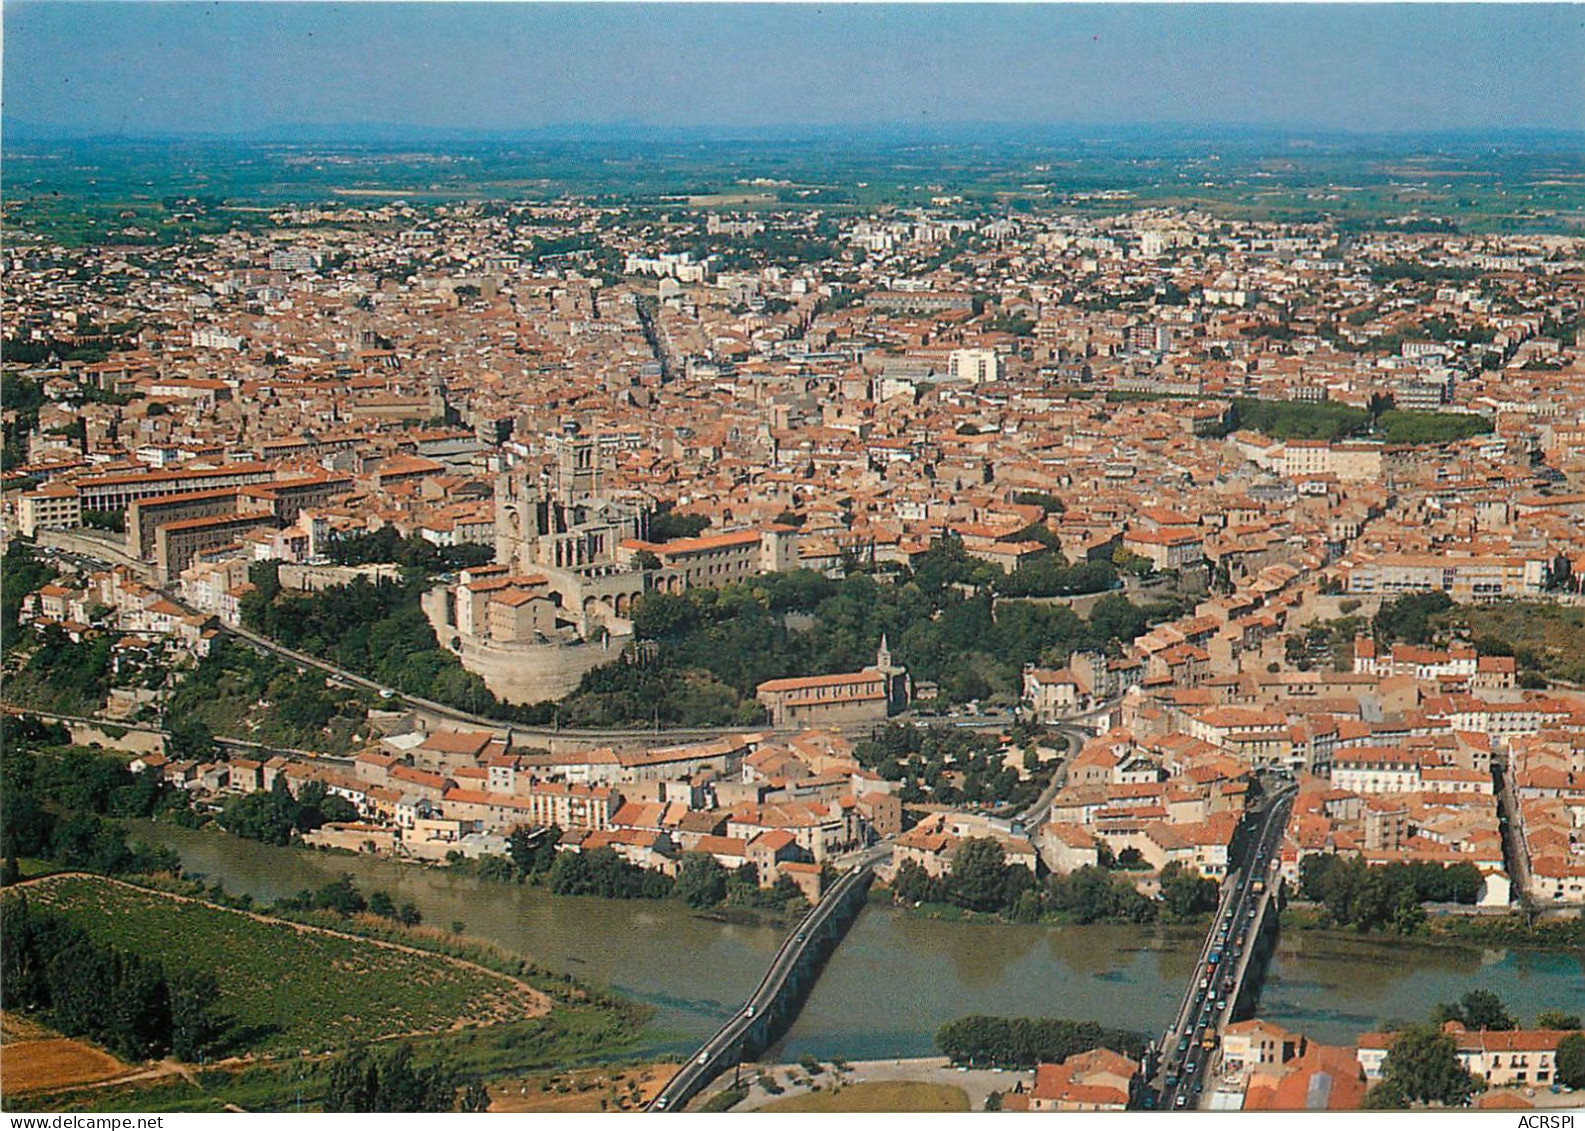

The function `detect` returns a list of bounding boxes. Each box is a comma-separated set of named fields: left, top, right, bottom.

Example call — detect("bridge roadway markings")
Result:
left=649, top=856, right=881, bottom=1112
left=1155, top=784, right=1296, bottom=1112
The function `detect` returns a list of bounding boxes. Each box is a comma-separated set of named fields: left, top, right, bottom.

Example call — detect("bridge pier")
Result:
left=650, top=862, right=877, bottom=1112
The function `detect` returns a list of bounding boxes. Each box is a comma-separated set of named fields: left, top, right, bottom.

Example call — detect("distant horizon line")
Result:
left=8, top=118, right=1585, bottom=148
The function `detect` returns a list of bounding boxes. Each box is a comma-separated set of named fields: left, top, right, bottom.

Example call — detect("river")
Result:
left=127, top=822, right=1585, bottom=1059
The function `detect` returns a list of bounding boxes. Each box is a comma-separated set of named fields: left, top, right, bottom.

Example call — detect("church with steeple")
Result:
left=871, top=634, right=911, bottom=715
left=753, top=636, right=910, bottom=728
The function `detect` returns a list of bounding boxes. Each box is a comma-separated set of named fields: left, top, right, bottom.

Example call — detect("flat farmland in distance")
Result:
left=7, top=875, right=550, bottom=1057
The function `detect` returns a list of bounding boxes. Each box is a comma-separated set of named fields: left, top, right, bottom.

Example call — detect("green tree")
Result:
left=1537, top=1011, right=1582, bottom=1031
left=508, top=824, right=560, bottom=877
left=169, top=969, right=226, bottom=1061
left=1374, top=1024, right=1483, bottom=1107
left=948, top=838, right=1011, bottom=913
left=674, top=853, right=728, bottom=909
left=218, top=779, right=300, bottom=846
left=460, top=1080, right=492, bottom=1112
left=1556, top=1032, right=1585, bottom=1089
left=312, top=874, right=368, bottom=917
left=890, top=858, right=938, bottom=905
left=1159, top=862, right=1219, bottom=919
left=166, top=716, right=217, bottom=762
left=323, top=1043, right=462, bottom=1112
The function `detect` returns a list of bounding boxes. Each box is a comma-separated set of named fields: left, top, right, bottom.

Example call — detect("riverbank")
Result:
left=136, top=815, right=813, bottom=932
left=1280, top=904, right=1585, bottom=953
left=119, top=819, right=1585, bottom=1059
left=890, top=892, right=1214, bottom=931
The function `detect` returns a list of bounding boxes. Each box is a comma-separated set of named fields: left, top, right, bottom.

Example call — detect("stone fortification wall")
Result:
left=421, top=585, right=628, bottom=703
left=454, top=634, right=627, bottom=703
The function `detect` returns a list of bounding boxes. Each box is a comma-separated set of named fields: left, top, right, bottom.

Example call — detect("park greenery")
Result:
left=241, top=564, right=503, bottom=714
left=854, top=723, right=1051, bottom=809
left=935, top=1015, right=1148, bottom=1069
left=1226, top=396, right=1492, bottom=446
left=2, top=540, right=57, bottom=643
left=1560, top=1033, right=1585, bottom=1091
left=613, top=539, right=1158, bottom=720
left=1298, top=854, right=1483, bottom=936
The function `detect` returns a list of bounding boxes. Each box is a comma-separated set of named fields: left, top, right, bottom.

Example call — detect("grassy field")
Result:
left=757, top=1082, right=971, bottom=1113
left=7, top=875, right=548, bottom=1057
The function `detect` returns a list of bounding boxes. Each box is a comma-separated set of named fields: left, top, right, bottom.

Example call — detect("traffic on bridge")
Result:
left=1155, top=777, right=1297, bottom=1111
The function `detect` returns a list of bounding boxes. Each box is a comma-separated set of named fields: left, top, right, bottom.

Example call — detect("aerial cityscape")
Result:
left=2, top=1, right=1583, bottom=1119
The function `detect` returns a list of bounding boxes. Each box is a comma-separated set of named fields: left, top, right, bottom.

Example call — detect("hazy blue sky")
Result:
left=6, top=3, right=1583, bottom=136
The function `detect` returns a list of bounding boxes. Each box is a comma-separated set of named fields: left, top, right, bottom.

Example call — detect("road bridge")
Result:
left=1155, top=781, right=1296, bottom=1111
left=648, top=853, right=881, bottom=1112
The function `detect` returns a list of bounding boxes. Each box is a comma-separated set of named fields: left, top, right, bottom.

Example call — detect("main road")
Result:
left=1156, top=778, right=1296, bottom=1111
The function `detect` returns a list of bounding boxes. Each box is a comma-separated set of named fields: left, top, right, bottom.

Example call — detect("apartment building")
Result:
left=1344, top=552, right=1556, bottom=600
left=127, top=488, right=239, bottom=560
left=1358, top=1025, right=1575, bottom=1088
left=18, top=483, right=82, bottom=536
left=74, top=463, right=277, bottom=513
left=153, top=512, right=277, bottom=582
